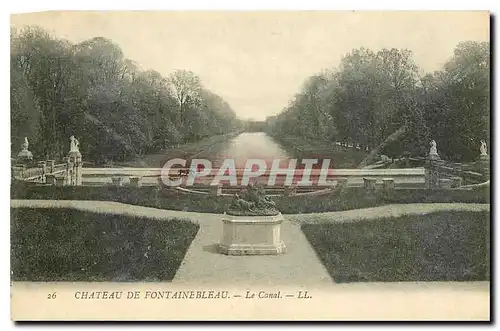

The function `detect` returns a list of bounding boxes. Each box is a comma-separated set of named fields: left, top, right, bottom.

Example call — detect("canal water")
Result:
left=124, top=131, right=364, bottom=170
left=82, top=132, right=425, bottom=187
left=196, top=132, right=293, bottom=169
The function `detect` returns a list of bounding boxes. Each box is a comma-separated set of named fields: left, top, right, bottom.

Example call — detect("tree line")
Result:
left=266, top=41, right=490, bottom=165
left=11, top=26, right=242, bottom=164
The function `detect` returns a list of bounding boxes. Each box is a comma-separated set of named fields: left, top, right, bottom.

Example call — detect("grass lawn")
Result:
left=302, top=211, right=490, bottom=283
left=10, top=208, right=199, bottom=282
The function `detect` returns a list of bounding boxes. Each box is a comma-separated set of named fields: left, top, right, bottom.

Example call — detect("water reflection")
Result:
left=198, top=132, right=292, bottom=169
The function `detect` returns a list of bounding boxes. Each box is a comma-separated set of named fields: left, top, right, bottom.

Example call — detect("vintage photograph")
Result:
left=10, top=11, right=490, bottom=320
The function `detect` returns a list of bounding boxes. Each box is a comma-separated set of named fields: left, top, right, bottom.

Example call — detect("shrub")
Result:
left=11, top=181, right=490, bottom=214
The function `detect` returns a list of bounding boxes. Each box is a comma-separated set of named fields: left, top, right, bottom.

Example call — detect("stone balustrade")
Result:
left=363, top=177, right=377, bottom=190
left=55, top=175, right=66, bottom=186
left=46, top=160, right=55, bottom=173
left=382, top=178, right=395, bottom=191
left=210, top=183, right=223, bottom=196
left=111, top=176, right=124, bottom=187
left=451, top=176, right=462, bottom=188
left=337, top=177, right=348, bottom=189
left=439, top=178, right=453, bottom=189
left=45, top=174, right=56, bottom=185
left=283, top=185, right=297, bottom=196
left=129, top=176, right=143, bottom=188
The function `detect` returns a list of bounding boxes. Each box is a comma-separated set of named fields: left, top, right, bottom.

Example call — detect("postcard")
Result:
left=10, top=10, right=491, bottom=321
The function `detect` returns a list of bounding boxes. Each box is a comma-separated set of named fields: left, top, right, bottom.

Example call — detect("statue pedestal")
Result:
left=66, top=150, right=83, bottom=186
left=478, top=154, right=490, bottom=180
left=218, top=213, right=286, bottom=256
left=427, top=152, right=441, bottom=161
left=16, top=149, right=33, bottom=164
left=425, top=153, right=444, bottom=189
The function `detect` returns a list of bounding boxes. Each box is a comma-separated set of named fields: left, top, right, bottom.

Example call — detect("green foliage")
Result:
left=267, top=42, right=490, bottom=163
left=11, top=26, right=241, bottom=163
left=422, top=41, right=490, bottom=161
left=11, top=207, right=199, bottom=281
left=302, top=210, right=490, bottom=282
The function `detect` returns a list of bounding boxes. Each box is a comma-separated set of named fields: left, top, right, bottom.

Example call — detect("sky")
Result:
left=10, top=11, right=490, bottom=121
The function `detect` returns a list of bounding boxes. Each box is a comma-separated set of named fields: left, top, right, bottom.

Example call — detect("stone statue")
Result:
left=227, top=183, right=279, bottom=216
left=17, top=136, right=33, bottom=161
left=229, top=193, right=256, bottom=212
left=70, top=135, right=80, bottom=153
left=429, top=140, right=438, bottom=155
left=480, top=140, right=488, bottom=156
left=22, top=137, right=29, bottom=151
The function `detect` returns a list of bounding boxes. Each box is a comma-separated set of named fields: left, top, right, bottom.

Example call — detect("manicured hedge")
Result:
left=11, top=181, right=490, bottom=214
left=11, top=207, right=199, bottom=282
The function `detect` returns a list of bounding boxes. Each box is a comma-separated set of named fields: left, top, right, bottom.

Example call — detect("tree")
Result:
left=421, top=41, right=490, bottom=161
left=11, top=25, right=240, bottom=164
left=266, top=42, right=489, bottom=166
left=356, top=48, right=422, bottom=166
left=168, top=70, right=202, bottom=126
left=11, top=25, right=78, bottom=159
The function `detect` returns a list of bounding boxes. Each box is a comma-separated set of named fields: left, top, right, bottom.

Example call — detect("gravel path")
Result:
left=11, top=200, right=490, bottom=284
left=172, top=216, right=332, bottom=285
left=10, top=199, right=222, bottom=223
left=286, top=203, right=491, bottom=224
left=10, top=200, right=490, bottom=224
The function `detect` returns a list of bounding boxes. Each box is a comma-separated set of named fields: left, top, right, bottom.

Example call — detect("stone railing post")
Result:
left=45, top=174, right=56, bottom=185
left=439, top=178, right=452, bottom=189
left=478, top=154, right=490, bottom=181
left=64, top=156, right=72, bottom=186
left=210, top=183, right=222, bottom=196
left=363, top=177, right=377, bottom=201
left=66, top=150, right=83, bottom=186
left=55, top=175, right=66, bottom=187
left=283, top=185, right=297, bottom=197
left=363, top=177, right=376, bottom=191
left=37, top=161, right=46, bottom=169
left=337, top=177, right=348, bottom=189
left=382, top=178, right=395, bottom=191
left=130, top=176, right=143, bottom=188
left=12, top=165, right=26, bottom=179
left=334, top=177, right=348, bottom=195
left=451, top=163, right=463, bottom=173
left=37, top=161, right=47, bottom=183
left=424, top=155, right=444, bottom=189
left=75, top=156, right=83, bottom=186
left=47, top=160, right=55, bottom=173
left=451, top=176, right=462, bottom=188
left=112, top=176, right=124, bottom=187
